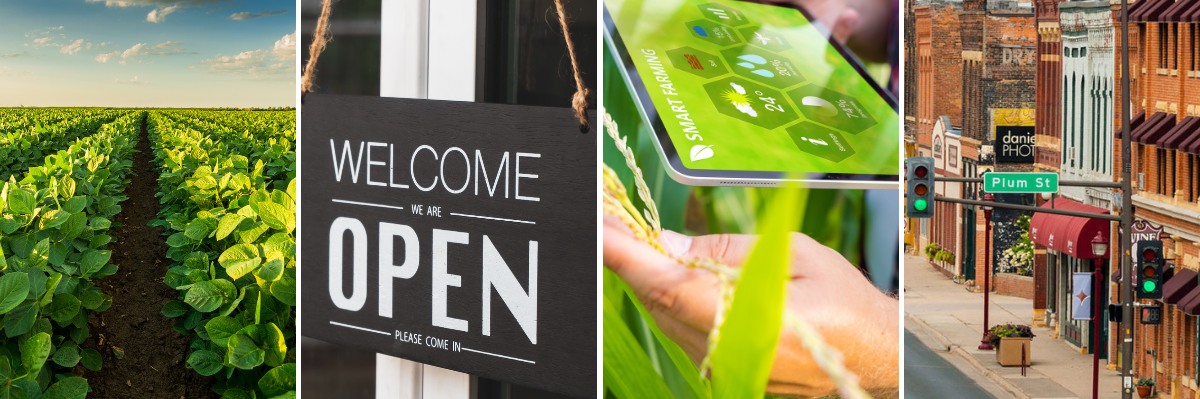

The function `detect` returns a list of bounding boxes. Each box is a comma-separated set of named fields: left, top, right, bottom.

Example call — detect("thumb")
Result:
left=830, top=7, right=860, bottom=44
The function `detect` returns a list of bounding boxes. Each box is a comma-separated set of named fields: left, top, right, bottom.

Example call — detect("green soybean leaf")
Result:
left=205, top=316, right=243, bottom=347
left=270, top=277, right=295, bottom=307
left=187, top=350, right=223, bottom=376
left=58, top=176, right=75, bottom=199
left=258, top=363, right=296, bottom=397
left=219, top=244, right=262, bottom=280
left=185, top=221, right=210, bottom=241
left=80, top=348, right=101, bottom=371
left=47, top=294, right=81, bottom=325
left=59, top=213, right=86, bottom=241
left=61, top=196, right=88, bottom=214
left=43, top=376, right=87, bottom=399
left=166, top=232, right=192, bottom=248
left=216, top=214, right=244, bottom=241
left=39, top=210, right=69, bottom=229
left=221, top=388, right=255, bottom=399
left=257, top=201, right=292, bottom=232
left=21, top=332, right=51, bottom=379
left=0, top=273, right=30, bottom=314
left=255, top=254, right=284, bottom=282
left=80, top=249, right=111, bottom=278
left=7, top=188, right=34, bottom=215
left=79, top=288, right=110, bottom=310
left=51, top=346, right=80, bottom=368
left=3, top=303, right=37, bottom=337
left=161, top=300, right=189, bottom=318
left=185, top=281, right=229, bottom=313
left=227, top=334, right=265, bottom=370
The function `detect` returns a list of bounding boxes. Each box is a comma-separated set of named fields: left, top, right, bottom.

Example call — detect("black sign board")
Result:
left=301, top=94, right=597, bottom=398
left=997, top=126, right=1035, bottom=163
left=1140, top=305, right=1162, bottom=325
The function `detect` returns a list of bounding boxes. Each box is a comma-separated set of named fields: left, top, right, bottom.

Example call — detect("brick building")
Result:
left=1112, top=0, right=1200, bottom=394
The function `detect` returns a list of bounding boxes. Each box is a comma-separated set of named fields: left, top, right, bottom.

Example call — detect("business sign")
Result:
left=983, top=172, right=1059, bottom=193
left=1126, top=219, right=1166, bottom=248
left=996, top=126, right=1035, bottom=163
left=301, top=95, right=596, bottom=398
left=1072, top=272, right=1094, bottom=320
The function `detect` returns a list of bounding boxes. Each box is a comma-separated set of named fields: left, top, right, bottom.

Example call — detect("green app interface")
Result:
left=609, top=0, right=899, bottom=175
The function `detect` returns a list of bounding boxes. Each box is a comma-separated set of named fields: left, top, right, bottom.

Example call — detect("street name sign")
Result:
left=301, top=94, right=597, bottom=398
left=983, top=172, right=1059, bottom=193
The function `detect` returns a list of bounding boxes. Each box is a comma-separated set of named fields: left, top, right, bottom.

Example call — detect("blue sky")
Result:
left=0, top=0, right=295, bottom=107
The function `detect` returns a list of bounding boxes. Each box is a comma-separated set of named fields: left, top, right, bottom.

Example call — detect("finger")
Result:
left=830, top=7, right=859, bottom=44
left=602, top=215, right=675, bottom=283
left=675, top=233, right=760, bottom=267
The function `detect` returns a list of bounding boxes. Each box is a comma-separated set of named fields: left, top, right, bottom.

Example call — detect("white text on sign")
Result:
left=329, top=139, right=541, bottom=201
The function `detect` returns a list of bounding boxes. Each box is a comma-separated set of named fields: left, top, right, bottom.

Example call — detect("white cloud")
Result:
left=60, top=39, right=84, bottom=55
left=114, top=76, right=147, bottom=84
left=121, top=43, right=146, bottom=58
left=192, top=31, right=296, bottom=78
left=95, top=41, right=193, bottom=63
left=0, top=51, right=30, bottom=58
left=33, top=37, right=52, bottom=44
left=229, top=9, right=288, bottom=20
left=95, top=51, right=119, bottom=63
left=87, top=0, right=226, bottom=6
left=146, top=5, right=179, bottom=23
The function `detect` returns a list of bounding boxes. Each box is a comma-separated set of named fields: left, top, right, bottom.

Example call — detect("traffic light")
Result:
left=1136, top=240, right=1164, bottom=300
left=906, top=157, right=935, bottom=218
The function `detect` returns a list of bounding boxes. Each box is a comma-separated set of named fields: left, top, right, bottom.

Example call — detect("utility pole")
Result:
left=1119, top=0, right=1135, bottom=395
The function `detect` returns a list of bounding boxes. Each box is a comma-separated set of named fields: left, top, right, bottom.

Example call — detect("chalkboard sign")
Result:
left=997, top=126, right=1035, bottom=164
left=301, top=94, right=597, bottom=398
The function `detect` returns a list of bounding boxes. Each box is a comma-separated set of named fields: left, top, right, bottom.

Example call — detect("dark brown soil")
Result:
left=81, top=113, right=217, bottom=399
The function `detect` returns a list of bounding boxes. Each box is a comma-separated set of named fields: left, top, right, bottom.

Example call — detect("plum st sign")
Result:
left=983, top=172, right=1059, bottom=193
left=301, top=94, right=597, bottom=398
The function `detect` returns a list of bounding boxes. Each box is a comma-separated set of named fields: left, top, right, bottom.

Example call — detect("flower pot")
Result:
left=1136, top=385, right=1151, bottom=398
left=996, top=337, right=1031, bottom=366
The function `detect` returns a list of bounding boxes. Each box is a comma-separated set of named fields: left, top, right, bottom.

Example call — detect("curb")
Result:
left=906, top=313, right=1031, bottom=399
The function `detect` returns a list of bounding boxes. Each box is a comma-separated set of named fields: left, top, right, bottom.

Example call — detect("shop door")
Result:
left=960, top=205, right=975, bottom=280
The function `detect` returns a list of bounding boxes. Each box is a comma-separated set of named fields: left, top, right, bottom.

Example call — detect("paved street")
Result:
left=904, top=253, right=1124, bottom=399
left=905, top=329, right=999, bottom=399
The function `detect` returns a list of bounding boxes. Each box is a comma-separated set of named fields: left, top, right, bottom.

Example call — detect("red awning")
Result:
left=1184, top=0, right=1200, bottom=21
left=1132, top=112, right=1165, bottom=142
left=1186, top=128, right=1200, bottom=154
left=1163, top=0, right=1197, bottom=21
left=1157, top=116, right=1199, bottom=149
left=1131, top=0, right=1152, bottom=20
left=1164, top=268, right=1198, bottom=304
left=1181, top=286, right=1200, bottom=315
left=1135, top=113, right=1175, bottom=144
left=1029, top=198, right=1112, bottom=259
left=1116, top=110, right=1147, bottom=139
left=1141, top=0, right=1175, bottom=21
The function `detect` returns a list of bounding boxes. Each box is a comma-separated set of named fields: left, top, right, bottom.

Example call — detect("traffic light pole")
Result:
left=1119, top=0, right=1135, bottom=395
left=932, top=196, right=1121, bottom=221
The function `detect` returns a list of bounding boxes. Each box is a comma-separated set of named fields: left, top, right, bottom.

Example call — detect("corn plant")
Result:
left=148, top=110, right=295, bottom=399
left=0, top=110, right=141, bottom=398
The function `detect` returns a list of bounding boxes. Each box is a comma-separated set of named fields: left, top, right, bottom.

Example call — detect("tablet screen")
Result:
left=608, top=0, right=899, bottom=176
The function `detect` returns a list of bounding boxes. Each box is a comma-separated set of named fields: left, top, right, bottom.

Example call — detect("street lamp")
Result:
left=980, top=193, right=996, bottom=350
left=1091, top=231, right=1108, bottom=399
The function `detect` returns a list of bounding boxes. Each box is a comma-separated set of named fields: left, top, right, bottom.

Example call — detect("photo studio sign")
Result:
left=301, top=95, right=596, bottom=398
left=997, top=126, right=1035, bottom=164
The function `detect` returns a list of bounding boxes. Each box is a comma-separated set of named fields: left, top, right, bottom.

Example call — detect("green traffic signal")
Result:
left=914, top=199, right=927, bottom=211
left=1143, top=280, right=1157, bottom=293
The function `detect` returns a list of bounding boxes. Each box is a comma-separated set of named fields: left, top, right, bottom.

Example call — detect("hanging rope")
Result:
left=553, top=0, right=591, bottom=132
left=301, top=0, right=334, bottom=104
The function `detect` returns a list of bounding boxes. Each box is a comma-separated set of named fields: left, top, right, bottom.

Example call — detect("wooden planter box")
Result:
left=996, top=337, right=1032, bottom=366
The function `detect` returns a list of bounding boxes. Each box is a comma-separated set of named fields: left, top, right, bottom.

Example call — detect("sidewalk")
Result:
left=904, top=253, right=1124, bottom=399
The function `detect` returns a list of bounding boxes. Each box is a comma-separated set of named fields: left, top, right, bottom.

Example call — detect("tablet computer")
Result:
left=604, top=0, right=900, bottom=188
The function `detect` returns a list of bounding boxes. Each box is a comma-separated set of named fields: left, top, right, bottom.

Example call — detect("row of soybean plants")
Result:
left=0, top=110, right=143, bottom=398
left=148, top=110, right=296, bottom=399
left=1, top=110, right=126, bottom=181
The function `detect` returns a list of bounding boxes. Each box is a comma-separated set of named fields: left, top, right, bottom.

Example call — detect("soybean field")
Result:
left=0, top=108, right=296, bottom=399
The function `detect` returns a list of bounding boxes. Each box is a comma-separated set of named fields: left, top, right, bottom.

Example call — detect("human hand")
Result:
left=602, top=215, right=899, bottom=397
left=745, top=0, right=893, bottom=63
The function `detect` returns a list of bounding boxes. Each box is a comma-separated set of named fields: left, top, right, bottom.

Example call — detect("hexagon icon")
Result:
left=786, top=121, right=856, bottom=163
left=739, top=26, right=793, bottom=52
left=720, top=46, right=806, bottom=89
left=686, top=19, right=743, bottom=47
left=703, top=76, right=799, bottom=130
left=786, top=84, right=879, bottom=135
left=666, top=47, right=728, bottom=79
left=697, top=3, right=751, bottom=27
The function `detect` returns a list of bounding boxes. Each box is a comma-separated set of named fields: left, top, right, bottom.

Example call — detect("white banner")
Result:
left=1073, top=272, right=1094, bottom=320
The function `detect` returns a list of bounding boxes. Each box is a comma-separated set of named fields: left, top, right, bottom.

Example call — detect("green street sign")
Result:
left=983, top=172, right=1059, bottom=193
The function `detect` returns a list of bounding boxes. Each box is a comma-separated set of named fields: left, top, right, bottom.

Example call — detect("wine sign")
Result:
left=300, top=94, right=597, bottom=398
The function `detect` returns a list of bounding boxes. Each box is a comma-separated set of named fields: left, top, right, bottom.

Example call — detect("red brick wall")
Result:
left=995, top=273, right=1036, bottom=299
